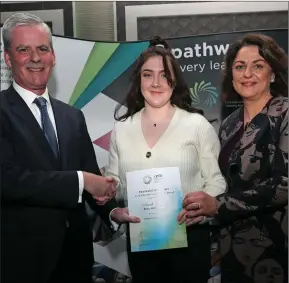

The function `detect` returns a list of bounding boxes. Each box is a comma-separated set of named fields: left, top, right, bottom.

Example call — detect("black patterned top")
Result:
left=217, top=96, right=288, bottom=283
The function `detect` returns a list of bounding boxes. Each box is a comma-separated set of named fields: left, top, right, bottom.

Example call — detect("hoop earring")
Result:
left=271, top=74, right=275, bottom=83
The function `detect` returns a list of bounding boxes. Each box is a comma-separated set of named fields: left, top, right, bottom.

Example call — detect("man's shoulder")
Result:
left=0, top=87, right=13, bottom=107
left=0, top=87, right=13, bottom=97
left=51, top=97, right=82, bottom=116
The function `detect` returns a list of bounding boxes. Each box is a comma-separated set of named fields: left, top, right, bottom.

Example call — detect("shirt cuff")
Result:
left=77, top=171, right=84, bottom=203
left=109, top=207, right=121, bottom=231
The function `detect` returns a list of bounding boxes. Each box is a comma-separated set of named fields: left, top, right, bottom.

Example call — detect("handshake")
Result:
left=82, top=172, right=117, bottom=204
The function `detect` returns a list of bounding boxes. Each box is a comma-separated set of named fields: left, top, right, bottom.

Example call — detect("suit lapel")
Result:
left=8, top=87, right=59, bottom=168
left=50, top=98, right=69, bottom=169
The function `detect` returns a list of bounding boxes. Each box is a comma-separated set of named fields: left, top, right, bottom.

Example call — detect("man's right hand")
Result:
left=83, top=172, right=117, bottom=198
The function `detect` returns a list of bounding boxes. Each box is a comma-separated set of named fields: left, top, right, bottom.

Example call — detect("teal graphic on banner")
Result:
left=190, top=81, right=219, bottom=108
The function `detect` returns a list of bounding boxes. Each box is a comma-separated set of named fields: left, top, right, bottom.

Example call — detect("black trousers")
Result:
left=127, top=224, right=211, bottom=283
left=48, top=206, right=94, bottom=283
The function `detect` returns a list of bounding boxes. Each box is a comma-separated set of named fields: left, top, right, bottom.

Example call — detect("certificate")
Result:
left=126, top=167, right=188, bottom=252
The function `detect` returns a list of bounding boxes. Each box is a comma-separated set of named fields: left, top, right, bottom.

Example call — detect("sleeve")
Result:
left=104, top=123, right=125, bottom=204
left=78, top=112, right=118, bottom=225
left=198, top=117, right=227, bottom=197
left=216, top=110, right=288, bottom=224
left=1, top=111, right=79, bottom=208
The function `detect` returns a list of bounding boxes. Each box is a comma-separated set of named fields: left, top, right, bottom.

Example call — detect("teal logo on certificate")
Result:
left=126, top=167, right=188, bottom=252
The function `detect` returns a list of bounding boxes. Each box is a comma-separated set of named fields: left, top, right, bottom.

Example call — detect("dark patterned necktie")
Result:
left=34, top=97, right=59, bottom=158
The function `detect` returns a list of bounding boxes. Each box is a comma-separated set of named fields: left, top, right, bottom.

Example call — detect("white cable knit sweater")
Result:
left=105, top=107, right=226, bottom=205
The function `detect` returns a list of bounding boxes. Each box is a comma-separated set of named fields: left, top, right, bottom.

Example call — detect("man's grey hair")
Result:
left=2, top=13, right=53, bottom=51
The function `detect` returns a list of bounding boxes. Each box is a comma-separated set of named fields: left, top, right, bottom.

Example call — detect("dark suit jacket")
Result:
left=216, top=96, right=288, bottom=283
left=1, top=86, right=117, bottom=283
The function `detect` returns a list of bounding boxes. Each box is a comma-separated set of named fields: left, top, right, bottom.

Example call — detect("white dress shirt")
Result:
left=13, top=81, right=84, bottom=203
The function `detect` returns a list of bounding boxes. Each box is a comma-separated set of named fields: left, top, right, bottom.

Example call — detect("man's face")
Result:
left=4, top=24, right=55, bottom=95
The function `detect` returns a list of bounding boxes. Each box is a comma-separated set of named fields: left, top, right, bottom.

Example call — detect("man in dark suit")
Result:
left=1, top=13, right=127, bottom=283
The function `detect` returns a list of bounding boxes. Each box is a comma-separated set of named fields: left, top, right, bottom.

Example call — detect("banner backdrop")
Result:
left=1, top=29, right=288, bottom=281
left=1, top=29, right=288, bottom=170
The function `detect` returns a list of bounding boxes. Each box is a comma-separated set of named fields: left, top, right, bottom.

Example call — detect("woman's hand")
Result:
left=110, top=207, right=141, bottom=224
left=178, top=191, right=218, bottom=226
left=184, top=191, right=218, bottom=216
left=177, top=207, right=205, bottom=226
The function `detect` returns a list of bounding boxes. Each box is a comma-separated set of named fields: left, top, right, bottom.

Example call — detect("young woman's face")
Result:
left=140, top=55, right=175, bottom=109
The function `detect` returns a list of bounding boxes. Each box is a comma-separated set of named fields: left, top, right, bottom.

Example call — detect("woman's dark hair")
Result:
left=222, top=33, right=288, bottom=102
left=115, top=36, right=200, bottom=121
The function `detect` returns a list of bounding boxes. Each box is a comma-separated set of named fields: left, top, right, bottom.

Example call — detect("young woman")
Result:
left=107, top=36, right=226, bottom=283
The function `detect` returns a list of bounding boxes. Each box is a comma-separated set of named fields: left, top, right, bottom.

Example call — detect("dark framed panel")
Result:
left=137, top=11, right=288, bottom=40
left=0, top=1, right=74, bottom=36
left=116, top=1, right=194, bottom=41
left=122, top=2, right=287, bottom=41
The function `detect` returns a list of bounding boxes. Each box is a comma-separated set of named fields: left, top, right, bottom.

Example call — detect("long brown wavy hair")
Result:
left=114, top=36, right=201, bottom=121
